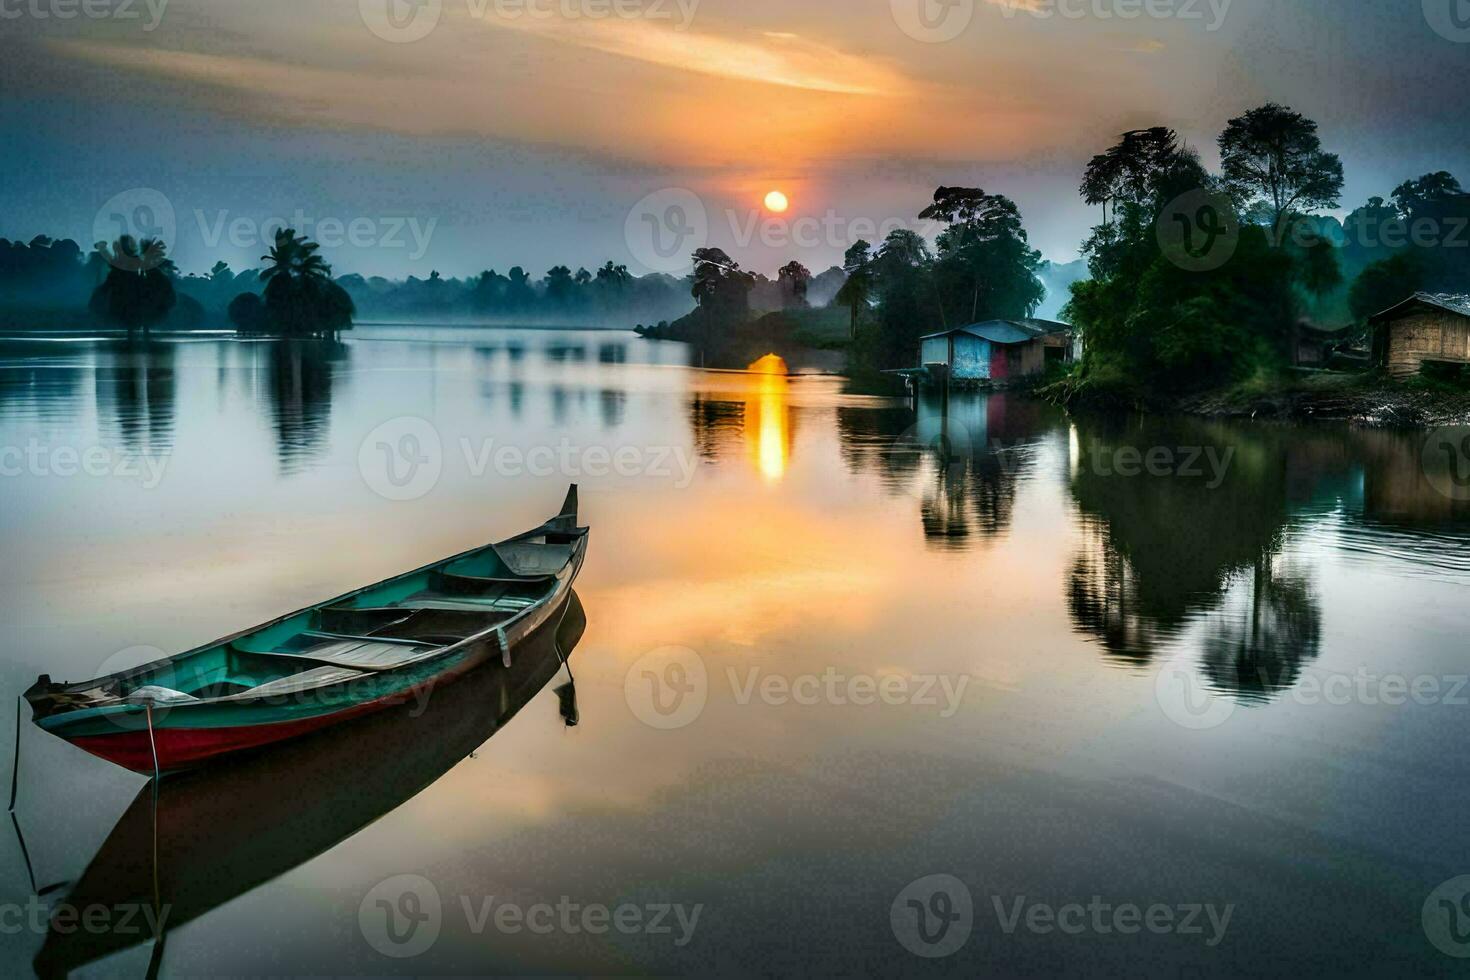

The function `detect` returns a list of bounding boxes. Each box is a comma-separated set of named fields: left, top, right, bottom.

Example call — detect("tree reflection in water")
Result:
left=95, top=337, right=176, bottom=458
left=262, top=339, right=346, bottom=473
left=1066, top=415, right=1324, bottom=701
left=1198, top=559, right=1321, bottom=702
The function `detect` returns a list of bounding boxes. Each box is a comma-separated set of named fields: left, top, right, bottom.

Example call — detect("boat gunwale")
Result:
left=28, top=488, right=587, bottom=720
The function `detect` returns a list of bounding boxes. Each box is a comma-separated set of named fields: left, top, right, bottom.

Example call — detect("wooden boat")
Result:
left=29, top=591, right=585, bottom=977
left=23, top=485, right=588, bottom=774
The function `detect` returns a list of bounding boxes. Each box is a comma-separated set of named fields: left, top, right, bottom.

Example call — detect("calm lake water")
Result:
left=2, top=325, right=1469, bottom=976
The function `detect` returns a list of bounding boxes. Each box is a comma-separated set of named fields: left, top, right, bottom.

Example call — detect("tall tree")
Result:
left=1219, top=104, right=1344, bottom=239
left=1339, top=196, right=1401, bottom=278
left=867, top=229, right=942, bottom=369
left=777, top=260, right=812, bottom=309
left=1387, top=171, right=1470, bottom=291
left=1350, top=253, right=1424, bottom=325
left=544, top=265, right=576, bottom=306
left=89, top=235, right=177, bottom=333
left=595, top=261, right=631, bottom=290
left=504, top=266, right=537, bottom=309
left=1064, top=124, right=1305, bottom=401
left=873, top=228, right=932, bottom=274
left=1391, top=171, right=1464, bottom=217
left=471, top=269, right=508, bottom=313
left=921, top=186, right=1043, bottom=322
left=259, top=228, right=354, bottom=336
left=1078, top=130, right=1211, bottom=285
left=690, top=247, right=753, bottom=325
left=1076, top=127, right=1199, bottom=217
left=834, top=240, right=874, bottom=340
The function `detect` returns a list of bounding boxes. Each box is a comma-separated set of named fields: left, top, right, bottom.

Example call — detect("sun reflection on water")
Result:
left=746, top=354, right=790, bottom=483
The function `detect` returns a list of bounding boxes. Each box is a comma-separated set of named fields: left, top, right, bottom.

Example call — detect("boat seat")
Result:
left=396, top=596, right=538, bottom=613
left=433, top=570, right=553, bottom=593
left=303, top=629, right=427, bottom=648
left=288, top=638, right=440, bottom=670
left=224, top=665, right=367, bottom=700
left=313, top=606, right=417, bottom=636
left=493, top=540, right=572, bottom=577
left=232, top=634, right=441, bottom=671
left=315, top=605, right=515, bottom=643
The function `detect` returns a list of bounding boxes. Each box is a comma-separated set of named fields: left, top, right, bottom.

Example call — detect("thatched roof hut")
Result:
left=1370, top=293, right=1470, bottom=378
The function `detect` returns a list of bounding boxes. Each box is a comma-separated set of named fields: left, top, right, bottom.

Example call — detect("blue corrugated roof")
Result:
left=920, top=319, right=1072, bottom=345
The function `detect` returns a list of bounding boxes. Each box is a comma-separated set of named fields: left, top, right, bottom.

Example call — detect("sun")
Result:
left=764, top=190, right=789, bottom=213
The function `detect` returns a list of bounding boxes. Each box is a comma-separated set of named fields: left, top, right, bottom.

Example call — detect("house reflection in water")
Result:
left=838, top=390, right=1059, bottom=549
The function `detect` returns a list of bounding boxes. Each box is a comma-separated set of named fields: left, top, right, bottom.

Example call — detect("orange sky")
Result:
left=4, top=1, right=1468, bottom=275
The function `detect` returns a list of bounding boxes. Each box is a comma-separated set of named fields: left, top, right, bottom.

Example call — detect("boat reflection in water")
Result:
left=32, top=591, right=587, bottom=978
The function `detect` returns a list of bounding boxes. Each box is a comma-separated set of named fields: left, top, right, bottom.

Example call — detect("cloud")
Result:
left=476, top=17, right=914, bottom=97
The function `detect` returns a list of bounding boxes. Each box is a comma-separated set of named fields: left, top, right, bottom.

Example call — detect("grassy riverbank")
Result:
left=1178, top=372, right=1470, bottom=426
left=1049, top=368, right=1470, bottom=426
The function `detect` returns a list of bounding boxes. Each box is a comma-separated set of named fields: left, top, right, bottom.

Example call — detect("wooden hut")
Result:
left=1370, top=293, right=1470, bottom=378
left=1290, top=320, right=1359, bottom=368
left=918, top=319, right=1074, bottom=383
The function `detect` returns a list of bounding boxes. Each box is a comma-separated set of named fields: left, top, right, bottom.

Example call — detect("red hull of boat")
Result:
left=63, top=688, right=421, bottom=774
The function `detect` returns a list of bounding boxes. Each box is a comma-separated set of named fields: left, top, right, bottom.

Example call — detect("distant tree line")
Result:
left=679, top=186, right=1044, bottom=375
left=0, top=232, right=726, bottom=335
left=7, top=101, right=1460, bottom=372
left=337, top=260, right=699, bottom=325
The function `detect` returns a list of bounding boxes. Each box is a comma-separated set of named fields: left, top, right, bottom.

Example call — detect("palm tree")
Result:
left=89, top=235, right=177, bottom=334
left=258, top=229, right=354, bottom=337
